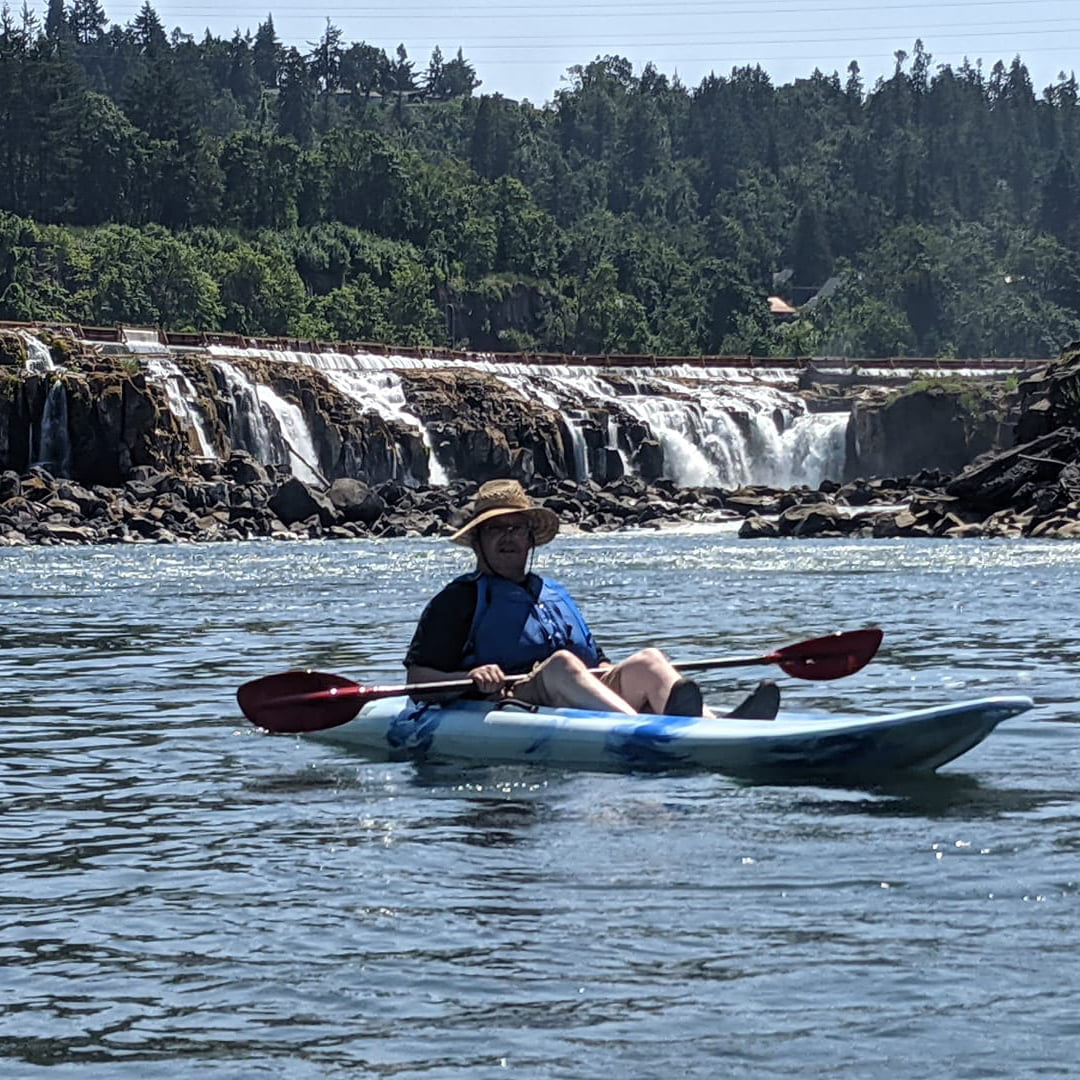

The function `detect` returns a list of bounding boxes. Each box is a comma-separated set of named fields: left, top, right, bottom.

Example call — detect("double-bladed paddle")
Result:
left=237, top=627, right=883, bottom=735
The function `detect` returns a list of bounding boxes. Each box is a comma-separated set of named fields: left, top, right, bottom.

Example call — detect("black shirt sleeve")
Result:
left=403, top=578, right=478, bottom=672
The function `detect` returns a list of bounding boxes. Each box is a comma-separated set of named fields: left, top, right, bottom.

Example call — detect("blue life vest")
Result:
left=460, top=572, right=602, bottom=675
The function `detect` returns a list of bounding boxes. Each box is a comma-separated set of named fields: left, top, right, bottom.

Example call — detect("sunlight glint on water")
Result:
left=0, top=534, right=1076, bottom=1077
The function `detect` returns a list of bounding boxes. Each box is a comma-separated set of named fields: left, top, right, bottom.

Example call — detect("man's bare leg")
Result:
left=511, top=651, right=637, bottom=713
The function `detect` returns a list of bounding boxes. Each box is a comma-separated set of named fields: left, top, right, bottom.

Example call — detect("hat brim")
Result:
left=450, top=504, right=560, bottom=547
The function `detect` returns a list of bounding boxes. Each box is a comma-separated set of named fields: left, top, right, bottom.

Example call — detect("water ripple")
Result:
left=0, top=536, right=1077, bottom=1076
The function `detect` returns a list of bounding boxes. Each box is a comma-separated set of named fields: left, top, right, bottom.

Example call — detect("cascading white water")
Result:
left=210, top=346, right=447, bottom=486
left=320, top=370, right=449, bottom=486
left=141, top=357, right=217, bottom=459
left=606, top=414, right=630, bottom=476
left=34, top=380, right=74, bottom=477
left=767, top=413, right=849, bottom=488
left=466, top=363, right=847, bottom=488
left=211, top=359, right=289, bottom=470
left=249, top=382, right=324, bottom=486
left=186, top=344, right=850, bottom=489
left=19, top=331, right=56, bottom=373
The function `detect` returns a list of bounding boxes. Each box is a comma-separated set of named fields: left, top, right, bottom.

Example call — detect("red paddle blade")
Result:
left=773, top=628, right=883, bottom=681
left=237, top=670, right=368, bottom=733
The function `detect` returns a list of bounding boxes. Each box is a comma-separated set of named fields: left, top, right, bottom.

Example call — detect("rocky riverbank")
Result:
left=0, top=328, right=1077, bottom=545
left=1, top=426, right=1078, bottom=546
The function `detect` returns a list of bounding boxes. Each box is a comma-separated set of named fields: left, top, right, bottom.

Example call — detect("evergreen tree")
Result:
left=1038, top=151, right=1079, bottom=241
left=129, top=1, right=166, bottom=55
left=68, top=0, right=106, bottom=44
left=309, top=19, right=342, bottom=94
left=45, top=0, right=69, bottom=44
left=439, top=47, right=480, bottom=100
left=386, top=43, right=415, bottom=101
left=276, top=47, right=314, bottom=145
left=252, top=15, right=280, bottom=88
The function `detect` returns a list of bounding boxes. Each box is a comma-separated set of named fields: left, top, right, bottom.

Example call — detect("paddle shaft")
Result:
left=262, top=652, right=787, bottom=708
left=237, top=629, right=883, bottom=733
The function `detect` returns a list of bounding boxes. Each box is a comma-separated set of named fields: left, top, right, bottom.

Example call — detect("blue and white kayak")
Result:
left=303, top=694, right=1035, bottom=777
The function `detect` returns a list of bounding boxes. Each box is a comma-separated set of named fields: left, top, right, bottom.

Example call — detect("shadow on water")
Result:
left=763, top=769, right=1073, bottom=820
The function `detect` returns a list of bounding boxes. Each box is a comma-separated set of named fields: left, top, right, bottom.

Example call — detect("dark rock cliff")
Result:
left=2, top=326, right=1079, bottom=544
left=845, top=383, right=1015, bottom=482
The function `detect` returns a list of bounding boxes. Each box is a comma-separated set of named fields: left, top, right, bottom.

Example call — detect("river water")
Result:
left=1, top=533, right=1078, bottom=1078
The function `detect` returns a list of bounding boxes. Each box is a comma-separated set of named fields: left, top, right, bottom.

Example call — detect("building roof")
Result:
left=768, top=296, right=798, bottom=315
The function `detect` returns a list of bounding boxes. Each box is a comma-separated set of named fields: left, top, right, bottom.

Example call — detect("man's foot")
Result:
left=725, top=679, right=780, bottom=720
left=663, top=678, right=704, bottom=716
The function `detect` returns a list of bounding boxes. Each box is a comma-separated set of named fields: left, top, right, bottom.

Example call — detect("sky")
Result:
left=51, top=0, right=1080, bottom=104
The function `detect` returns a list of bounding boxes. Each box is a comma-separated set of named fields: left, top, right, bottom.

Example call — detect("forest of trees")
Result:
left=2, top=2, right=1080, bottom=358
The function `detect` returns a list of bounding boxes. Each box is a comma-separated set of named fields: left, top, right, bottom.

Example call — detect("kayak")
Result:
left=302, top=694, right=1035, bottom=778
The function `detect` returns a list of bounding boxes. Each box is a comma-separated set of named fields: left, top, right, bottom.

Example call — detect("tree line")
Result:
left=3, top=3, right=1080, bottom=358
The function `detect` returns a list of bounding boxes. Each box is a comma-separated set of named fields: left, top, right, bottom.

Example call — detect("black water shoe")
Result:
left=663, top=678, right=704, bottom=717
left=725, top=679, right=781, bottom=720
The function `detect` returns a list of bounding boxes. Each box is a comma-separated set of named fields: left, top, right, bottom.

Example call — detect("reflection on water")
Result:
left=0, top=537, right=1078, bottom=1076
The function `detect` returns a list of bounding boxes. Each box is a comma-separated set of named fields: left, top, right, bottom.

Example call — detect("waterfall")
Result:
left=175, top=342, right=852, bottom=489
left=247, top=382, right=324, bottom=486
left=142, top=357, right=217, bottom=459
left=209, top=346, right=448, bottom=485
left=762, top=412, right=849, bottom=488
left=33, top=380, right=73, bottom=477
left=319, top=369, right=449, bottom=485
left=562, top=411, right=589, bottom=481
left=211, top=359, right=289, bottom=468
left=19, top=331, right=56, bottom=373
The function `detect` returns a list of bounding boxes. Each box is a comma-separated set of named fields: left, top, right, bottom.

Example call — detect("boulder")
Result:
left=777, top=502, right=848, bottom=537
left=739, top=514, right=779, bottom=538
left=269, top=477, right=337, bottom=526
left=945, top=428, right=1080, bottom=511
left=327, top=477, right=386, bottom=524
left=224, top=451, right=271, bottom=486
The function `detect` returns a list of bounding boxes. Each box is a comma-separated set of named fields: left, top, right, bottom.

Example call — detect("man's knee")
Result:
left=625, top=647, right=669, bottom=672
left=514, top=650, right=589, bottom=705
left=543, top=649, right=589, bottom=676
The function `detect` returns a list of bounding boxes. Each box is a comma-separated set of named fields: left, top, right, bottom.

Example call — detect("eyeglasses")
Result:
left=481, top=521, right=533, bottom=538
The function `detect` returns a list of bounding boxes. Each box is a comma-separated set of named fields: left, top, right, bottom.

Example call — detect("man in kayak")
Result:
left=404, top=479, right=779, bottom=718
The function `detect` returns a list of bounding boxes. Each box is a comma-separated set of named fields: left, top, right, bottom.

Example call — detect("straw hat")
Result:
left=450, top=479, right=560, bottom=547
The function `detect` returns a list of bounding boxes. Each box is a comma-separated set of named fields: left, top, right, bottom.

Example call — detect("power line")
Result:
left=92, top=0, right=1078, bottom=14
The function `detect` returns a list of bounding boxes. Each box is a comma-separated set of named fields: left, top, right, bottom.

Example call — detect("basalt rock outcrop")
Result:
left=0, top=342, right=433, bottom=490
left=845, top=383, right=1015, bottom=481
left=2, top=447, right=1078, bottom=546
left=2, top=325, right=1079, bottom=545
left=1013, top=347, right=1080, bottom=441
left=399, top=368, right=575, bottom=483
left=0, top=364, right=192, bottom=484
left=0, top=459, right=943, bottom=546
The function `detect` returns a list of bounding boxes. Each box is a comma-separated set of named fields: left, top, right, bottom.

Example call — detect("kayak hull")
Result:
left=303, top=694, right=1035, bottom=778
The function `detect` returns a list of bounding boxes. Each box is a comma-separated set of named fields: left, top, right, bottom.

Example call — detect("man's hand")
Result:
left=469, top=663, right=509, bottom=695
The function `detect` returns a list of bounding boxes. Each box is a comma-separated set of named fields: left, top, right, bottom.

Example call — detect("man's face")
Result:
left=476, top=513, right=533, bottom=579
